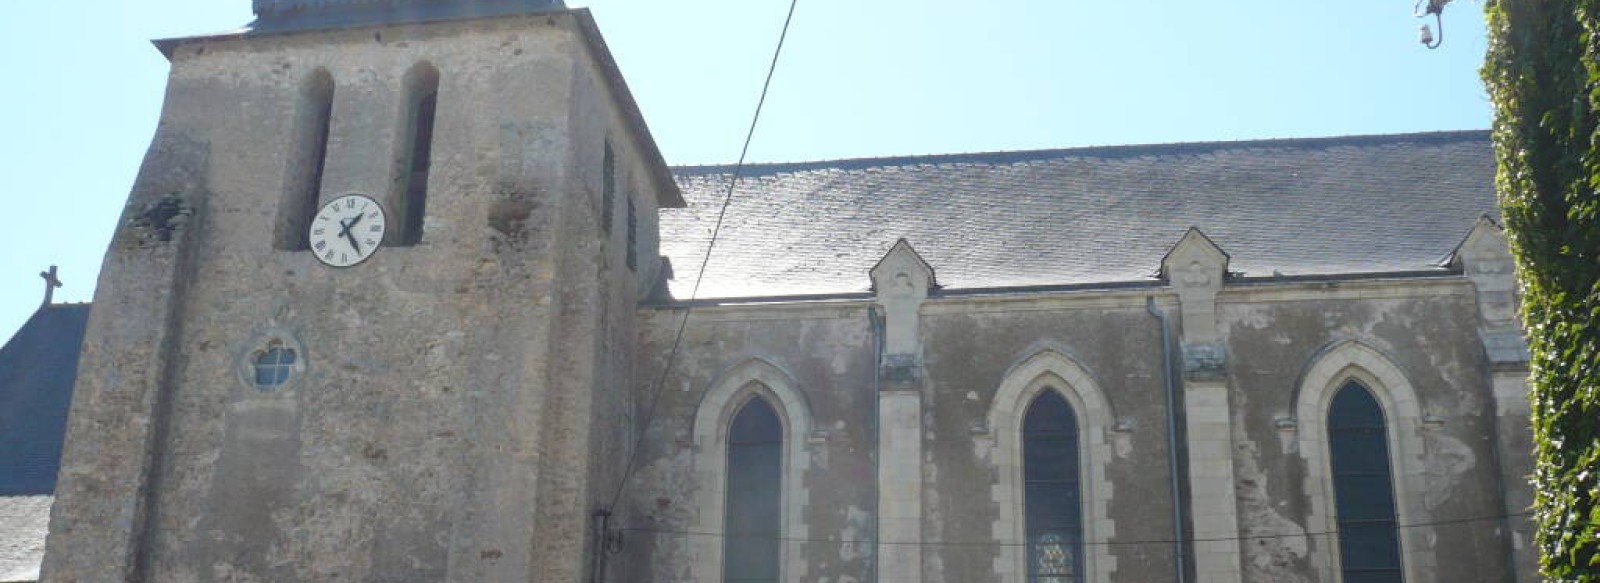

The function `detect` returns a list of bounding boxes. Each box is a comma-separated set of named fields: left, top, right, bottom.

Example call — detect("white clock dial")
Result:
left=308, top=194, right=386, bottom=267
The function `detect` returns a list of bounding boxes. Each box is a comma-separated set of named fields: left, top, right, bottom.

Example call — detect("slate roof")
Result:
left=661, top=130, right=1498, bottom=300
left=254, top=0, right=558, bottom=12
left=0, top=303, right=88, bottom=583
left=0, top=304, right=87, bottom=495
left=248, top=0, right=566, bottom=33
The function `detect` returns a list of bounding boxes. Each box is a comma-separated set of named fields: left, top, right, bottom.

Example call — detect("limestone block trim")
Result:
left=647, top=277, right=1470, bottom=321
left=986, top=349, right=1117, bottom=583
left=1217, top=277, right=1473, bottom=304
left=688, top=358, right=813, bottom=583
left=1294, top=340, right=1433, bottom=583
left=1489, top=371, right=1540, bottom=583
left=1184, top=381, right=1244, bottom=583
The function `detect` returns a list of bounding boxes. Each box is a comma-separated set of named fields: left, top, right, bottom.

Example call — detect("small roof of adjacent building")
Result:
left=0, top=304, right=88, bottom=495
left=0, top=303, right=89, bottom=583
left=662, top=130, right=1497, bottom=301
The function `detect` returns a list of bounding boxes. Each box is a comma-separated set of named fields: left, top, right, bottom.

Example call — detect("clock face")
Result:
left=308, top=194, right=386, bottom=267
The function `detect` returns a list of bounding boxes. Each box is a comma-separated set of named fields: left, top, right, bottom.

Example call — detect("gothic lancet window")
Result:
left=1023, top=390, right=1083, bottom=582
left=278, top=69, right=334, bottom=250
left=1329, top=381, right=1404, bottom=583
left=724, top=397, right=781, bottom=583
left=395, top=63, right=439, bottom=246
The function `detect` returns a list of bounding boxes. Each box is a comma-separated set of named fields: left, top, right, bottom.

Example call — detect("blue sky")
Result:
left=0, top=0, right=1491, bottom=341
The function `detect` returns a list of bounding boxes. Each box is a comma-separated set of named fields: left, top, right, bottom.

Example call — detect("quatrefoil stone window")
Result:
left=253, top=341, right=297, bottom=389
left=237, top=331, right=306, bottom=392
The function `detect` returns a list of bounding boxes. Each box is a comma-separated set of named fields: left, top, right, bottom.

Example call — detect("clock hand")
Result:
left=342, top=212, right=365, bottom=237
left=333, top=214, right=363, bottom=255
left=343, top=225, right=362, bottom=255
left=338, top=209, right=366, bottom=234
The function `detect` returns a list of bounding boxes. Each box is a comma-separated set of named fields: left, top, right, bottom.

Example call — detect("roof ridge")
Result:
left=670, top=129, right=1491, bottom=177
left=39, top=302, right=91, bottom=311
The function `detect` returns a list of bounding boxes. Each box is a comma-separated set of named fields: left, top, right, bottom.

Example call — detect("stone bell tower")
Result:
left=41, top=1, right=681, bottom=581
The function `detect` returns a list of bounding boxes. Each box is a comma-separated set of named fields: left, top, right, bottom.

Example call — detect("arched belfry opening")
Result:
left=277, top=68, right=334, bottom=250
left=393, top=62, right=439, bottom=246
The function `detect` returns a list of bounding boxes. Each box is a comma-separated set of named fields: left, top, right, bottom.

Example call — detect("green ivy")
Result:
left=1482, top=0, right=1600, bottom=579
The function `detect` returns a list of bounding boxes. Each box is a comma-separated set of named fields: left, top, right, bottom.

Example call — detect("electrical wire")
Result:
left=618, top=510, right=1538, bottom=548
left=604, top=0, right=802, bottom=515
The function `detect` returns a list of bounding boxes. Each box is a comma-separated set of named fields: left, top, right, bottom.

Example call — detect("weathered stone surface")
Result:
left=30, top=3, right=1534, bottom=582
left=43, top=10, right=669, bottom=583
left=1, top=496, right=51, bottom=582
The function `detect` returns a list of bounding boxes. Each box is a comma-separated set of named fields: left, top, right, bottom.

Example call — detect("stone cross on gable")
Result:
left=39, top=265, right=62, bottom=306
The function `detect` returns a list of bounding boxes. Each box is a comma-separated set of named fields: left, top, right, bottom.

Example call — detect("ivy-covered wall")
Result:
left=1482, top=0, right=1600, bottom=579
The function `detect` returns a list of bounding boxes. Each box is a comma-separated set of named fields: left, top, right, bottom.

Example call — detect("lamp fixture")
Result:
left=1415, top=0, right=1453, bottom=49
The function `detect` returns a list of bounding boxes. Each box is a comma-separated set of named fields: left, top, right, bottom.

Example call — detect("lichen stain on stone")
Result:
left=921, top=456, right=949, bottom=583
left=1234, top=434, right=1314, bottom=582
left=1222, top=303, right=1276, bottom=334
left=629, top=446, right=699, bottom=578
left=1277, top=425, right=1298, bottom=455
left=972, top=435, right=994, bottom=462
left=1113, top=432, right=1133, bottom=459
left=812, top=441, right=830, bottom=471
left=634, top=447, right=696, bottom=526
left=488, top=197, right=536, bottom=236
left=1421, top=432, right=1475, bottom=511
left=1353, top=300, right=1402, bottom=338
left=837, top=505, right=871, bottom=562
left=1375, top=298, right=1487, bottom=417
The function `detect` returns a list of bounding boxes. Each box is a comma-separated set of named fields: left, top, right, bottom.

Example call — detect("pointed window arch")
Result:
left=988, top=349, right=1118, bottom=583
left=1328, top=381, right=1404, bottom=582
left=1023, top=390, right=1084, bottom=582
left=1295, top=340, right=1432, bottom=582
left=724, top=397, right=782, bottom=583
left=690, top=359, right=813, bottom=583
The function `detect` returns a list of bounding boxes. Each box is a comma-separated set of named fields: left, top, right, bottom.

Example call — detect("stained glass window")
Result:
left=725, top=397, right=782, bottom=583
left=1024, top=390, right=1083, bottom=582
left=1329, top=382, right=1404, bottom=583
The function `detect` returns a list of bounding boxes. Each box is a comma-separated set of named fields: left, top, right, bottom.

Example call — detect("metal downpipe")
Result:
left=1147, top=296, right=1189, bottom=583
left=868, top=305, right=884, bottom=583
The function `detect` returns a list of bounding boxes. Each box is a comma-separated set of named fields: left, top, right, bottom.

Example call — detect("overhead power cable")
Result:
left=618, top=510, right=1539, bottom=547
left=604, top=0, right=803, bottom=515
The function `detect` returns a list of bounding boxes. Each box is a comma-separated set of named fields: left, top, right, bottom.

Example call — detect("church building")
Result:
left=0, top=1, right=1539, bottom=582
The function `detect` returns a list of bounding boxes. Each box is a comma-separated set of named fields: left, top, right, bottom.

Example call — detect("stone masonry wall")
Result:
left=43, top=13, right=666, bottom=583
left=623, top=277, right=1524, bottom=583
